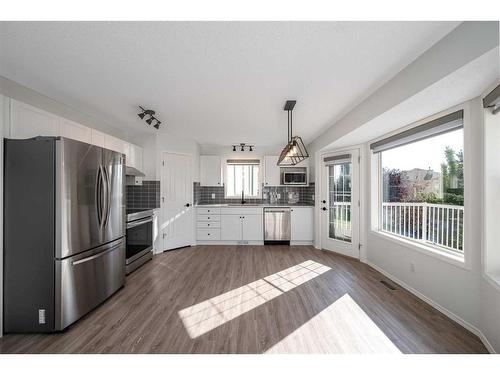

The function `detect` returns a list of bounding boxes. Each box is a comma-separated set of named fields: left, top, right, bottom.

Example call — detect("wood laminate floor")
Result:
left=0, top=245, right=488, bottom=354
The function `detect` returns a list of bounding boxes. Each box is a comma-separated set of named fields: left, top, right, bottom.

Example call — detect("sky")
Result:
left=381, top=129, right=463, bottom=172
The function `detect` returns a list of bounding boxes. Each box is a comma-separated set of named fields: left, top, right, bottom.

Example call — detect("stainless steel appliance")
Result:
left=126, top=209, right=154, bottom=274
left=3, top=136, right=126, bottom=332
left=282, top=169, right=307, bottom=185
left=264, top=207, right=291, bottom=245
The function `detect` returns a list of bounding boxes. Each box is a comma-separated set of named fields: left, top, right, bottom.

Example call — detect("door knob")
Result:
left=185, top=203, right=191, bottom=207
left=321, top=200, right=326, bottom=204
left=321, top=207, right=327, bottom=211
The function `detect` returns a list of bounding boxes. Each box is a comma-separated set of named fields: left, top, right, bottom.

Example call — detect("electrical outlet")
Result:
left=211, top=193, right=215, bottom=199
left=410, top=262, right=415, bottom=272
left=277, top=193, right=281, bottom=199
left=38, top=309, right=46, bottom=324
left=263, top=193, right=268, bottom=199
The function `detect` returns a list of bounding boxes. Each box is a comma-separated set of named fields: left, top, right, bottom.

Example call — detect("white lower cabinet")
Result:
left=241, top=214, right=263, bottom=241
left=197, top=207, right=264, bottom=244
left=196, top=206, right=312, bottom=245
left=291, top=207, right=314, bottom=242
left=220, top=215, right=242, bottom=240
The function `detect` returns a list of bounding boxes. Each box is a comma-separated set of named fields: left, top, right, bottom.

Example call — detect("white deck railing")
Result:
left=330, top=202, right=352, bottom=241
left=382, top=202, right=464, bottom=253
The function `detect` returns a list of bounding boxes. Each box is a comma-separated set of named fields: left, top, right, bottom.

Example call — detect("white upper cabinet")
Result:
left=60, top=117, right=92, bottom=144
left=10, top=99, right=60, bottom=138
left=264, top=155, right=280, bottom=186
left=104, top=134, right=126, bottom=154
left=291, top=207, right=314, bottom=242
left=200, top=155, right=222, bottom=186
left=91, top=129, right=106, bottom=148
left=125, top=143, right=144, bottom=170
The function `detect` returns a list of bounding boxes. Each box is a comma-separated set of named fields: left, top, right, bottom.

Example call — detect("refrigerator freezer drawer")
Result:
left=55, top=237, right=125, bottom=330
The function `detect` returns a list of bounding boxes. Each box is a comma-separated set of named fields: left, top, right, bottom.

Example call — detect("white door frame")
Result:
left=319, top=147, right=361, bottom=259
left=160, top=151, right=195, bottom=252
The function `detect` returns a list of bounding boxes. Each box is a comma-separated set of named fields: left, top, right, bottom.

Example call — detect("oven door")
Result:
left=126, top=217, right=153, bottom=264
left=283, top=172, right=307, bottom=185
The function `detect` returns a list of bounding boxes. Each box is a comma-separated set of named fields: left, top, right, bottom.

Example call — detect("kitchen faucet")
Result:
left=241, top=190, right=246, bottom=205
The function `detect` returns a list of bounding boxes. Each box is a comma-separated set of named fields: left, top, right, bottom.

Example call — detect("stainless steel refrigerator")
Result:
left=3, top=136, right=126, bottom=332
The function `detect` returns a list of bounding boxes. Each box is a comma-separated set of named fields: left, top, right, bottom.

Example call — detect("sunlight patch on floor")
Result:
left=265, top=293, right=401, bottom=354
left=178, top=260, right=331, bottom=338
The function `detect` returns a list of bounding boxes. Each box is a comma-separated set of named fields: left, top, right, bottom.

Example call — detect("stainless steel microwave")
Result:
left=282, top=170, right=307, bottom=185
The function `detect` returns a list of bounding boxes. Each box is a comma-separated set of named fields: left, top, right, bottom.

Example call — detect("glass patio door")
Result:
left=321, top=150, right=360, bottom=258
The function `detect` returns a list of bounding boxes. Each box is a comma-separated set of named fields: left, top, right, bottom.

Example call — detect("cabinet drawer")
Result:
left=197, top=207, right=221, bottom=215
left=197, top=229, right=221, bottom=241
left=197, top=221, right=221, bottom=229
left=197, top=214, right=221, bottom=222
left=220, top=207, right=263, bottom=215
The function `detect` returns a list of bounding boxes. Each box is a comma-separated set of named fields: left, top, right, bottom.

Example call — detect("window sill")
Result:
left=369, top=230, right=469, bottom=270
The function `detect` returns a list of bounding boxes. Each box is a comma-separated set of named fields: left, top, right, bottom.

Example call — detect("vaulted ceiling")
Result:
left=0, top=21, right=460, bottom=146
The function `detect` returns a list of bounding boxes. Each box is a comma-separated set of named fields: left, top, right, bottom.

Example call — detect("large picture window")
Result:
left=225, top=159, right=261, bottom=198
left=372, top=111, right=464, bottom=257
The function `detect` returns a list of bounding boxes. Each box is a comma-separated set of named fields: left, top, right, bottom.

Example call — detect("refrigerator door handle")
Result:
left=96, top=165, right=103, bottom=227
left=103, top=165, right=111, bottom=228
left=71, top=242, right=122, bottom=266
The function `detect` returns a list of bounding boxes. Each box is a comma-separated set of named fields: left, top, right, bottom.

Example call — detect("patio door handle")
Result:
left=321, top=207, right=327, bottom=211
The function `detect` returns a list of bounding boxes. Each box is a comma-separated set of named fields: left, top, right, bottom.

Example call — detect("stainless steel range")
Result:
left=126, top=209, right=155, bottom=274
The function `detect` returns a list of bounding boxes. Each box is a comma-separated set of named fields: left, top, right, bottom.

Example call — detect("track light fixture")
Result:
left=137, top=106, right=162, bottom=130
left=231, top=143, right=254, bottom=152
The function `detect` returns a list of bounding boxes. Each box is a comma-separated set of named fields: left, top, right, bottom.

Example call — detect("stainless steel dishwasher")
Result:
left=264, top=207, right=291, bottom=245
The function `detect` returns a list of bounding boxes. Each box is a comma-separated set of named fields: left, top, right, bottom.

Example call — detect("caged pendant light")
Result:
left=277, top=100, right=309, bottom=166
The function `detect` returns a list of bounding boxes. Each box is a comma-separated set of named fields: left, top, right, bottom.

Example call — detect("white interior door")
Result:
left=320, top=149, right=360, bottom=258
left=161, top=152, right=193, bottom=251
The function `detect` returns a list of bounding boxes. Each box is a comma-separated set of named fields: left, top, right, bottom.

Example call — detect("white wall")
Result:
left=0, top=94, right=5, bottom=337
left=483, top=106, right=500, bottom=275
left=366, top=99, right=483, bottom=328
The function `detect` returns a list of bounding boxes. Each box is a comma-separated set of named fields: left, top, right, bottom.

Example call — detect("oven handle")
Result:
left=127, top=217, right=153, bottom=229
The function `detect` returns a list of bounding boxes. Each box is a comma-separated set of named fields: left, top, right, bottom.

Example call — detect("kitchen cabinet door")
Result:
left=91, top=129, right=106, bottom=148
left=264, top=155, right=280, bottom=186
left=220, top=214, right=242, bottom=240
left=60, top=118, right=92, bottom=144
left=104, top=134, right=126, bottom=154
left=291, top=207, right=314, bottom=241
left=10, top=99, right=60, bottom=138
left=126, top=143, right=144, bottom=170
left=200, top=155, right=222, bottom=186
left=242, top=214, right=263, bottom=241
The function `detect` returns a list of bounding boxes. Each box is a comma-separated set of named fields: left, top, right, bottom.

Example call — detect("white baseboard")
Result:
left=364, top=259, right=496, bottom=354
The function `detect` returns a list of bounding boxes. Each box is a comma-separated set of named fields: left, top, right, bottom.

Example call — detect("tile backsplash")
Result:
left=126, top=180, right=160, bottom=209
left=194, top=182, right=315, bottom=206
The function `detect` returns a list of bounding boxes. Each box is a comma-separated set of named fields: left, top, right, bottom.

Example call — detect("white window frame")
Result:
left=223, top=159, right=262, bottom=199
left=370, top=104, right=471, bottom=269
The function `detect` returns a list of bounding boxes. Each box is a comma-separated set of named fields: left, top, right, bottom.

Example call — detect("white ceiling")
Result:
left=327, top=47, right=499, bottom=150
left=0, top=21, right=460, bottom=146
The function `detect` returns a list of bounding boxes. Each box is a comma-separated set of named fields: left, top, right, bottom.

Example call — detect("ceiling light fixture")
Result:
left=277, top=100, right=309, bottom=166
left=231, top=143, right=254, bottom=152
left=137, top=106, right=162, bottom=130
